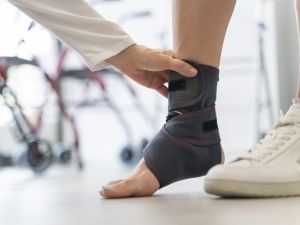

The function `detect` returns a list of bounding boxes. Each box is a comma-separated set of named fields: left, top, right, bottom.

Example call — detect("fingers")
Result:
left=157, top=50, right=197, bottom=77
left=156, top=84, right=168, bottom=98
left=151, top=71, right=168, bottom=98
left=160, top=71, right=169, bottom=82
left=167, top=57, right=198, bottom=77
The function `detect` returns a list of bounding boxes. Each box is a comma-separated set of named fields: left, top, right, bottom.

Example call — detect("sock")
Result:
left=143, top=61, right=222, bottom=188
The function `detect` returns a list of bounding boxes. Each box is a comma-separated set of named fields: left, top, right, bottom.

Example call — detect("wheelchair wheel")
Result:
left=26, top=138, right=53, bottom=173
left=120, top=145, right=134, bottom=163
left=52, top=143, right=72, bottom=165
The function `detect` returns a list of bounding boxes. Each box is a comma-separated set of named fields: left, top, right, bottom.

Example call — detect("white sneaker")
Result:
left=205, top=102, right=300, bottom=197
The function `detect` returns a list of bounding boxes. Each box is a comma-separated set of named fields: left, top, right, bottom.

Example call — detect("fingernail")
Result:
left=190, top=68, right=197, bottom=75
left=102, top=184, right=114, bottom=190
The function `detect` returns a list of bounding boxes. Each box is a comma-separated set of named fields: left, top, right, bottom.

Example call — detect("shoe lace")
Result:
left=238, top=110, right=300, bottom=162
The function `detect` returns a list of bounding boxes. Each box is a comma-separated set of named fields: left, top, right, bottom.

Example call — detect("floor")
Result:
left=1, top=161, right=300, bottom=225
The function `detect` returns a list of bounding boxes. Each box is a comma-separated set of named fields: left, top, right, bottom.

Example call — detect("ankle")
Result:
left=167, top=61, right=219, bottom=120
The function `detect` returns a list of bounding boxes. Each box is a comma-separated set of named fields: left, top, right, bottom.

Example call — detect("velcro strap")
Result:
left=168, top=79, right=187, bottom=92
left=165, top=107, right=220, bottom=146
left=203, top=119, right=218, bottom=132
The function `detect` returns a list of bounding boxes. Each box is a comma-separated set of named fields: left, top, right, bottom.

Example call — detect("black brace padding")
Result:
left=169, top=79, right=187, bottom=92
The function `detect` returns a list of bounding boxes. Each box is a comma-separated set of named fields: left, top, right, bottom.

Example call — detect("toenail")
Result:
left=102, top=184, right=115, bottom=190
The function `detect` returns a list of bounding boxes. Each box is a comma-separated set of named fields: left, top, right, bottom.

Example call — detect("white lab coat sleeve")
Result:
left=8, top=0, right=136, bottom=71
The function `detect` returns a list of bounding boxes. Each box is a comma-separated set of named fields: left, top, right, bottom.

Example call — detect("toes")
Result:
left=99, top=180, right=123, bottom=197
left=107, top=180, right=122, bottom=185
left=100, top=180, right=134, bottom=199
left=100, top=178, right=158, bottom=199
left=99, top=159, right=160, bottom=199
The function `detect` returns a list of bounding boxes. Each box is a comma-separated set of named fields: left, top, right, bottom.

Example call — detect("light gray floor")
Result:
left=1, top=162, right=300, bottom=225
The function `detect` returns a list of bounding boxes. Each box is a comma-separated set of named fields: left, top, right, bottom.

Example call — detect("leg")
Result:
left=295, top=0, right=300, bottom=99
left=205, top=0, right=300, bottom=197
left=100, top=0, right=236, bottom=198
left=172, top=0, right=236, bottom=67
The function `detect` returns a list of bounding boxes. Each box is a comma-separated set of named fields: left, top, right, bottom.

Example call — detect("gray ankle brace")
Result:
left=143, top=61, right=222, bottom=188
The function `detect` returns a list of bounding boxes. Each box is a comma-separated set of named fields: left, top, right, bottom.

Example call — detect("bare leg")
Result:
left=173, top=0, right=236, bottom=67
left=295, top=0, right=300, bottom=99
left=100, top=0, right=236, bottom=199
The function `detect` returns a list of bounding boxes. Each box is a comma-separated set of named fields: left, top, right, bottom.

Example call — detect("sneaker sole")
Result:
left=205, top=178, right=300, bottom=198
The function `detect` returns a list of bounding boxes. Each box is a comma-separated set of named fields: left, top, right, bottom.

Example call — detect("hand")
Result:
left=105, top=44, right=197, bottom=98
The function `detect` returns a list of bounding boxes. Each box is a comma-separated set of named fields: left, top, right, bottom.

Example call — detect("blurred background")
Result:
left=0, top=0, right=299, bottom=223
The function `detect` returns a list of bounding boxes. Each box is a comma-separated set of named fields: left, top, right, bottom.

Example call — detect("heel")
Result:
left=220, top=147, right=225, bottom=164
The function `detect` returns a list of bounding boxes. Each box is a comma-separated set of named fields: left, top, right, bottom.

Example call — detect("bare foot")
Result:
left=100, top=158, right=160, bottom=199
left=100, top=148, right=224, bottom=199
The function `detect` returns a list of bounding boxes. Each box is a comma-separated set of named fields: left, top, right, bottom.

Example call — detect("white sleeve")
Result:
left=8, top=0, right=136, bottom=71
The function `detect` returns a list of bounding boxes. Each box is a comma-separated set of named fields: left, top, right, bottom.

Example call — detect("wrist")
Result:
left=105, top=44, right=138, bottom=67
